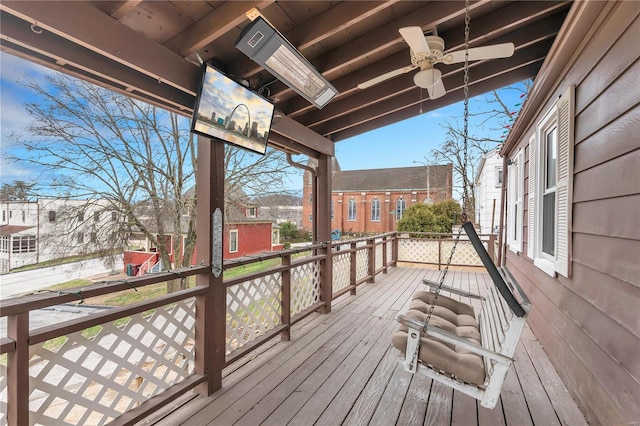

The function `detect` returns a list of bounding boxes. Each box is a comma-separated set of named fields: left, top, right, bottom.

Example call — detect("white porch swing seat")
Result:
left=392, top=264, right=531, bottom=409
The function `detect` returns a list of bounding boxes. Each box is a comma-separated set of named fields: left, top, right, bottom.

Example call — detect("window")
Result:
left=0, top=236, right=9, bottom=253
left=497, top=168, right=503, bottom=186
left=111, top=211, right=118, bottom=221
left=331, top=201, right=334, bottom=220
left=48, top=210, right=56, bottom=222
left=2, top=211, right=5, bottom=222
left=272, top=228, right=280, bottom=245
left=396, top=198, right=406, bottom=221
left=229, top=230, right=238, bottom=253
left=308, top=214, right=313, bottom=222
left=90, top=232, right=97, bottom=243
left=78, top=211, right=85, bottom=222
left=94, top=211, right=100, bottom=222
left=247, top=207, right=256, bottom=218
left=507, top=150, right=523, bottom=253
left=12, top=235, right=36, bottom=253
left=21, top=211, right=25, bottom=223
left=348, top=198, right=357, bottom=221
left=77, top=232, right=84, bottom=244
left=528, top=86, right=574, bottom=278
left=308, top=193, right=312, bottom=203
left=371, top=198, right=380, bottom=221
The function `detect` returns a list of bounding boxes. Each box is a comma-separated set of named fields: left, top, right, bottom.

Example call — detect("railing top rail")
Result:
left=0, top=265, right=209, bottom=317
left=330, top=232, right=397, bottom=247
left=222, top=242, right=327, bottom=268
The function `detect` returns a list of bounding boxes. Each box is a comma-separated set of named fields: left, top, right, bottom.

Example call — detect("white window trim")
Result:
left=530, top=85, right=574, bottom=278
left=507, top=149, right=523, bottom=254
left=229, top=229, right=239, bottom=253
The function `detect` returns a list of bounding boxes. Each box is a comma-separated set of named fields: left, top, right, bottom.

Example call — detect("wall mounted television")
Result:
left=191, top=64, right=275, bottom=155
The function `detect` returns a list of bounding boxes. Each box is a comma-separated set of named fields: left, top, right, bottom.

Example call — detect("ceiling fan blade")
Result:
left=357, top=65, right=417, bottom=89
left=399, top=26, right=431, bottom=55
left=426, top=78, right=446, bottom=100
left=443, top=43, right=515, bottom=64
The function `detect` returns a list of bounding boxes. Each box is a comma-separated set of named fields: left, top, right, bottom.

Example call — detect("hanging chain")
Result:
left=415, top=0, right=472, bottom=355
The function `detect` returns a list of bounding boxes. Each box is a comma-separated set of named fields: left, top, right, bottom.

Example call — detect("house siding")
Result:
left=505, top=3, right=640, bottom=425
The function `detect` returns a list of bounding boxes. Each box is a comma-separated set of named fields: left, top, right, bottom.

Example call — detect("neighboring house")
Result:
left=0, top=198, right=120, bottom=272
left=255, top=194, right=303, bottom=228
left=125, top=187, right=284, bottom=273
left=500, top=2, right=639, bottom=425
left=474, top=149, right=503, bottom=234
left=302, top=159, right=453, bottom=234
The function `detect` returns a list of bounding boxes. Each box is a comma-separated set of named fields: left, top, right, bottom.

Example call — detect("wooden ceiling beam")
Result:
left=303, top=40, right=553, bottom=129
left=0, top=11, right=195, bottom=113
left=93, top=1, right=143, bottom=20
left=282, top=12, right=565, bottom=118
left=232, top=0, right=402, bottom=77
left=164, top=1, right=274, bottom=58
left=271, top=116, right=334, bottom=156
left=0, top=1, right=200, bottom=95
left=330, top=63, right=541, bottom=142
left=268, top=1, right=566, bottom=107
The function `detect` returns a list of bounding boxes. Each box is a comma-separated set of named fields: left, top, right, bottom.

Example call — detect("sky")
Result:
left=0, top=50, right=525, bottom=197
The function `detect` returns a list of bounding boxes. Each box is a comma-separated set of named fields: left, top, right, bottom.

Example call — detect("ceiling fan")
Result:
left=357, top=27, right=515, bottom=100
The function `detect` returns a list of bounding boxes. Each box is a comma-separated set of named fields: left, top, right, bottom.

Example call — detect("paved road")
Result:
left=0, top=303, right=111, bottom=338
left=0, top=256, right=123, bottom=299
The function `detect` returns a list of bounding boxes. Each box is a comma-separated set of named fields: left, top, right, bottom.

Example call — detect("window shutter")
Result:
left=516, top=150, right=524, bottom=253
left=527, top=136, right=536, bottom=258
left=555, top=86, right=574, bottom=277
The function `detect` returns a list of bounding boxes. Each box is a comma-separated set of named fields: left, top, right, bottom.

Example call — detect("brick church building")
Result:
left=302, top=159, right=453, bottom=234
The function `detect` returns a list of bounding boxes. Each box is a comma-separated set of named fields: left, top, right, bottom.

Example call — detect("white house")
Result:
left=0, top=198, right=120, bottom=272
left=474, top=149, right=503, bottom=234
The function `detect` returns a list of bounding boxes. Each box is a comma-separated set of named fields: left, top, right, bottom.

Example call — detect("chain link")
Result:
left=414, top=0, right=472, bottom=361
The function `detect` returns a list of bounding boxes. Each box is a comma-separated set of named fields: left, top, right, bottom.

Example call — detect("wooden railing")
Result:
left=396, top=232, right=497, bottom=269
left=3, top=230, right=490, bottom=425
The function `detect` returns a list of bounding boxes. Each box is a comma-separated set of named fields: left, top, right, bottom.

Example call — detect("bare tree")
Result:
left=6, top=73, right=293, bottom=291
left=0, top=180, right=37, bottom=201
left=428, top=81, right=532, bottom=222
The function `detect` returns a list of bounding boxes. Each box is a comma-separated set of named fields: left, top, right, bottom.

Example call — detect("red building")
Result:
left=302, top=161, right=453, bottom=234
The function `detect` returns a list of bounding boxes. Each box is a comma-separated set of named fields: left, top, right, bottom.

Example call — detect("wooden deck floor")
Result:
left=140, top=267, right=588, bottom=426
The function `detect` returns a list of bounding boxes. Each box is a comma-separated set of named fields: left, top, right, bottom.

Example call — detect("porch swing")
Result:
left=392, top=1, right=531, bottom=410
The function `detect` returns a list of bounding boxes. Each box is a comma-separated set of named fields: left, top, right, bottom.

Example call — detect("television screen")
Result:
left=191, top=64, right=275, bottom=155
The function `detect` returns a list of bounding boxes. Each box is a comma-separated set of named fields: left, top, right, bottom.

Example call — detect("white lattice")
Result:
left=332, top=251, right=351, bottom=294
left=355, top=249, right=369, bottom=282
left=226, top=274, right=282, bottom=354
left=387, top=240, right=393, bottom=264
left=24, top=298, right=195, bottom=425
left=0, top=363, right=6, bottom=426
left=441, top=241, right=484, bottom=266
left=375, top=242, right=383, bottom=271
left=291, top=262, right=320, bottom=316
left=398, top=239, right=440, bottom=264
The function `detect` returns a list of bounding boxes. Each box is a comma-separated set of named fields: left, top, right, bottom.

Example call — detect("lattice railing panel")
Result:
left=441, top=241, right=484, bottom=266
left=226, top=274, right=282, bottom=354
left=355, top=249, right=369, bottom=282
left=291, top=262, right=320, bottom=316
left=375, top=241, right=384, bottom=271
left=0, top=364, right=6, bottom=426
left=398, top=239, right=440, bottom=264
left=387, top=240, right=394, bottom=263
left=25, top=298, right=196, bottom=425
left=332, top=251, right=351, bottom=294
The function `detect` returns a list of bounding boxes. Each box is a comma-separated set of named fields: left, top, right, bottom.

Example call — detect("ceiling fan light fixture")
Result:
left=414, top=67, right=441, bottom=89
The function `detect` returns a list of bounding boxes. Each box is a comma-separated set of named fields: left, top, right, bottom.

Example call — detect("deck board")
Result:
left=145, top=267, right=587, bottom=426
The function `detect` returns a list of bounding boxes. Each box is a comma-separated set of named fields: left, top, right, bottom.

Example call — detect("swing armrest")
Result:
left=422, top=279, right=484, bottom=300
left=397, top=314, right=512, bottom=365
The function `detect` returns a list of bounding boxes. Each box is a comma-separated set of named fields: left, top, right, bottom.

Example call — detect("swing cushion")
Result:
left=392, top=291, right=486, bottom=385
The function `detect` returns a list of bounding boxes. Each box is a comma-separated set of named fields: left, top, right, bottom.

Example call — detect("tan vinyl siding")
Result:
left=505, top=3, right=640, bottom=425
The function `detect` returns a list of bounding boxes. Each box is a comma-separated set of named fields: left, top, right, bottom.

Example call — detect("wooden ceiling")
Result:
left=0, top=1, right=571, bottom=154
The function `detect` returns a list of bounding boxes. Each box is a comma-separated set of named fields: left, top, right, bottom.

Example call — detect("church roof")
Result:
left=332, top=164, right=451, bottom=192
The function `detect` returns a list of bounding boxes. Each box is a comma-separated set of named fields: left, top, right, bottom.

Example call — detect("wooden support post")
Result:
left=195, top=136, right=225, bottom=395
left=7, top=312, right=29, bottom=425
left=382, top=236, right=388, bottom=273
left=392, top=233, right=399, bottom=264
left=488, top=234, right=496, bottom=264
left=367, top=237, right=375, bottom=283
left=316, top=154, right=333, bottom=313
left=350, top=241, right=357, bottom=294
left=281, top=253, right=291, bottom=341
